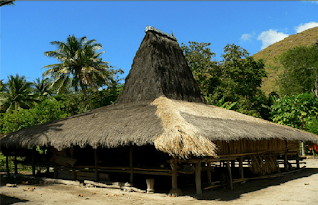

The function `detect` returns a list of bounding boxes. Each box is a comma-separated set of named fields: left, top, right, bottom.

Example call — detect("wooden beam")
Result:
left=32, top=147, right=36, bottom=176
left=239, top=156, right=244, bottom=179
left=6, top=155, right=10, bottom=177
left=94, top=149, right=99, bottom=181
left=195, top=162, right=202, bottom=196
left=130, top=144, right=133, bottom=185
left=227, top=160, right=233, bottom=190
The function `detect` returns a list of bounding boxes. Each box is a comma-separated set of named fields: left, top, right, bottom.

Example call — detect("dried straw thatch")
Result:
left=1, top=28, right=318, bottom=158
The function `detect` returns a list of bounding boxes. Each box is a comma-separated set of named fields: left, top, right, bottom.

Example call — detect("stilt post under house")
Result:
left=32, top=147, right=36, bottom=176
left=6, top=155, right=10, bottom=177
left=94, top=149, right=99, bottom=181
left=130, top=143, right=134, bottom=185
left=195, top=162, right=202, bottom=196
left=169, top=156, right=182, bottom=196
left=14, top=152, right=18, bottom=175
left=207, top=162, right=212, bottom=184
left=227, top=160, right=233, bottom=190
left=284, top=154, right=288, bottom=171
left=239, top=156, right=244, bottom=179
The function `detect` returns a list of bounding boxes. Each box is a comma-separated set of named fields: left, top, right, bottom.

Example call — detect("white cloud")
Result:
left=241, top=33, right=252, bottom=41
left=257, top=29, right=289, bottom=50
left=295, top=22, right=318, bottom=33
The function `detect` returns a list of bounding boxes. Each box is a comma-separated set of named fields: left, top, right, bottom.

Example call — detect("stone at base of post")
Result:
left=168, top=188, right=183, bottom=197
left=146, top=179, right=155, bottom=193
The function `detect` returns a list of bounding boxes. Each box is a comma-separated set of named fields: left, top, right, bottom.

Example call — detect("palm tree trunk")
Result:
left=80, top=83, right=93, bottom=111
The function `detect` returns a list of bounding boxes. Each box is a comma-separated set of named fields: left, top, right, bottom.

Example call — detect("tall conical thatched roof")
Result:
left=1, top=26, right=318, bottom=158
left=115, top=29, right=206, bottom=104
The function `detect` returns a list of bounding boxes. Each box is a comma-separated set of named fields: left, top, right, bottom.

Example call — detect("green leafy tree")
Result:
left=0, top=74, right=37, bottom=112
left=278, top=41, right=318, bottom=97
left=43, top=34, right=123, bottom=110
left=214, top=44, right=268, bottom=118
left=271, top=93, right=318, bottom=130
left=181, top=42, right=269, bottom=118
left=0, top=98, right=67, bottom=134
left=181, top=41, right=220, bottom=97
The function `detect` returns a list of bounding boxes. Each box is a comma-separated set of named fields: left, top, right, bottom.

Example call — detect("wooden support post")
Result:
left=14, top=153, right=18, bottom=175
left=195, top=162, right=202, bottom=196
left=94, top=149, right=99, bottom=181
left=130, top=144, right=133, bottom=185
left=146, top=179, right=155, bottom=193
left=169, top=156, right=182, bottom=196
left=284, top=154, right=288, bottom=171
left=231, top=160, right=235, bottom=169
left=301, top=141, right=305, bottom=157
left=207, top=162, right=212, bottom=184
left=239, top=156, right=244, bottom=179
left=227, top=160, right=233, bottom=190
left=32, top=147, right=36, bottom=176
left=72, top=167, right=77, bottom=180
left=6, top=155, right=10, bottom=177
left=54, top=163, right=58, bottom=178
left=46, top=166, right=50, bottom=177
left=296, top=155, right=300, bottom=169
left=171, top=157, right=178, bottom=190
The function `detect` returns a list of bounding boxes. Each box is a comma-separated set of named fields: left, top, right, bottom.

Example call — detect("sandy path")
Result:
left=1, top=159, right=318, bottom=205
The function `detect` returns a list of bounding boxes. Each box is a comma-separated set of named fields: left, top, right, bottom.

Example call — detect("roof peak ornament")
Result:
left=145, top=26, right=176, bottom=41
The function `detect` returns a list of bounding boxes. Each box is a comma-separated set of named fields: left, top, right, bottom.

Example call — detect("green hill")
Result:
left=252, top=26, right=318, bottom=95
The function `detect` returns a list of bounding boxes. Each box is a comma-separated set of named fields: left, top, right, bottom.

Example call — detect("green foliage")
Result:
left=43, top=34, right=123, bottom=110
left=33, top=77, right=53, bottom=100
left=0, top=98, right=67, bottom=134
left=181, top=42, right=269, bottom=118
left=307, top=117, right=318, bottom=135
left=278, top=42, right=318, bottom=96
left=0, top=74, right=37, bottom=112
left=214, top=96, right=237, bottom=110
left=271, top=93, right=318, bottom=130
left=181, top=41, right=220, bottom=96
left=211, top=44, right=268, bottom=118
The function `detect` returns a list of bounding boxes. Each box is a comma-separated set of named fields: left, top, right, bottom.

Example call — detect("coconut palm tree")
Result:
left=0, top=74, right=36, bottom=112
left=33, top=77, right=53, bottom=100
left=43, top=35, right=122, bottom=110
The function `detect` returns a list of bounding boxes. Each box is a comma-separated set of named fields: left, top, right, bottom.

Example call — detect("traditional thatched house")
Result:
left=1, top=26, right=318, bottom=195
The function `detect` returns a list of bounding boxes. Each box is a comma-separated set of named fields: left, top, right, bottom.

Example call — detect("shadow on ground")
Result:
left=182, top=167, right=318, bottom=201
left=0, top=194, right=29, bottom=205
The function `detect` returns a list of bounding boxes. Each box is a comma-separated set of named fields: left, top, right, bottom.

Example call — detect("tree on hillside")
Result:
left=43, top=34, right=123, bottom=110
left=278, top=41, right=318, bottom=97
left=0, top=74, right=37, bottom=112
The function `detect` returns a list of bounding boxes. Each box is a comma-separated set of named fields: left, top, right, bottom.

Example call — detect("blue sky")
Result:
left=1, top=1, right=318, bottom=83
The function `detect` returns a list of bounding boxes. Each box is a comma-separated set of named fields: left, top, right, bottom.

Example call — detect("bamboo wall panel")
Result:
left=213, top=139, right=295, bottom=155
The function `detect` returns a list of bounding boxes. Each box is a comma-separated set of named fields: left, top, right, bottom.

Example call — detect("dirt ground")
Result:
left=1, top=159, right=318, bottom=205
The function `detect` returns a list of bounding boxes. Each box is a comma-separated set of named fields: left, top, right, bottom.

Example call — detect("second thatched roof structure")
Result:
left=1, top=27, right=318, bottom=158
